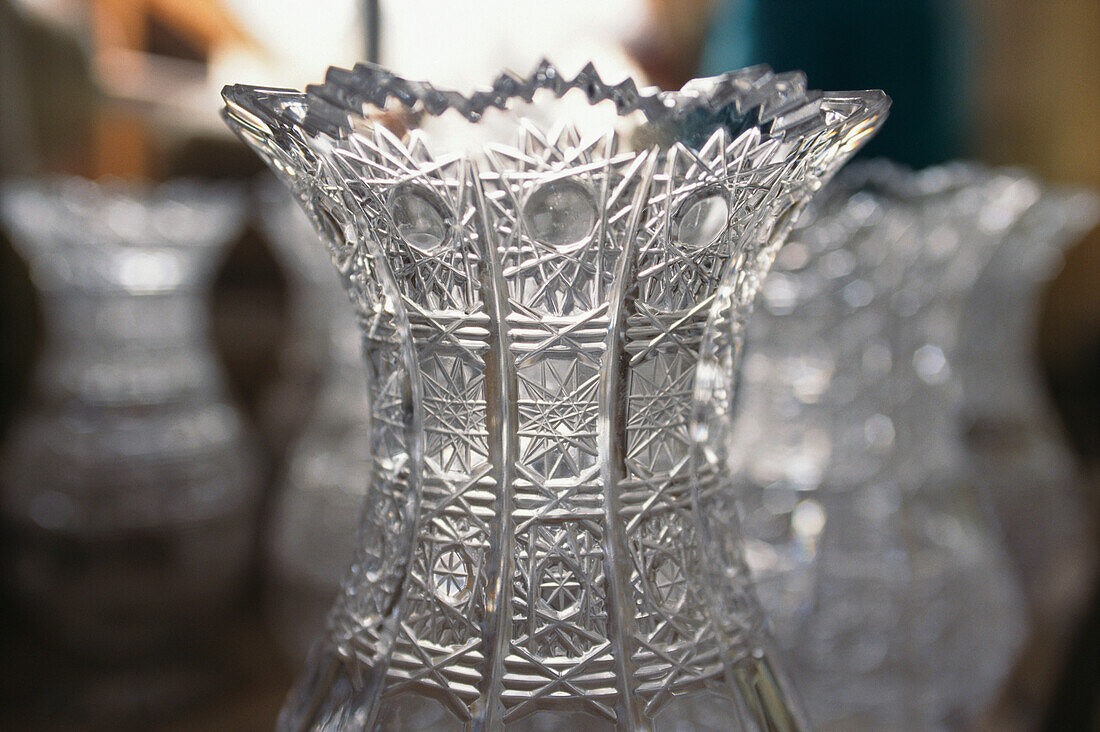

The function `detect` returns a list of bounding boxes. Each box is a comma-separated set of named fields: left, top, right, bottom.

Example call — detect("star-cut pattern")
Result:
left=515, top=354, right=601, bottom=485
left=223, top=70, right=886, bottom=726
left=420, top=351, right=488, bottom=475
left=300, top=126, right=500, bottom=722
left=507, top=521, right=613, bottom=722
left=323, top=124, right=823, bottom=722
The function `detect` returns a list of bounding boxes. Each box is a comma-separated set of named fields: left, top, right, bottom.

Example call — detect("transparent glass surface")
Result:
left=256, top=178, right=356, bottom=462
left=729, top=161, right=1089, bottom=730
left=223, top=61, right=889, bottom=730
left=0, top=178, right=259, bottom=662
left=258, top=187, right=372, bottom=665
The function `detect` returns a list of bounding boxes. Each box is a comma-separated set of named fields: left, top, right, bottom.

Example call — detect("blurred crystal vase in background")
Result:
left=956, top=183, right=1100, bottom=605
left=731, top=161, right=1100, bottom=730
left=0, top=179, right=260, bottom=713
left=223, top=61, right=887, bottom=730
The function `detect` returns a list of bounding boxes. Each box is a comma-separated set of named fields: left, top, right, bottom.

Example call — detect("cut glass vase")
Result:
left=730, top=161, right=1075, bottom=729
left=956, top=183, right=1100, bottom=605
left=223, top=62, right=888, bottom=730
left=0, top=179, right=259, bottom=692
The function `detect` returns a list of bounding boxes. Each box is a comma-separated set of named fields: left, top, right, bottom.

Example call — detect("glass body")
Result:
left=730, top=162, right=1084, bottom=729
left=0, top=179, right=259, bottom=662
left=223, top=62, right=888, bottom=730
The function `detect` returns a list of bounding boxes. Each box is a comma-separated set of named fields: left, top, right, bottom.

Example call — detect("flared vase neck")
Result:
left=0, top=178, right=244, bottom=296
left=956, top=186, right=1100, bottom=427
left=0, top=180, right=246, bottom=410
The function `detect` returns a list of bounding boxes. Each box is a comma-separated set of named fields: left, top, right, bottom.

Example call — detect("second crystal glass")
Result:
left=731, top=163, right=1037, bottom=728
left=223, top=62, right=888, bottom=730
left=0, top=179, right=260, bottom=712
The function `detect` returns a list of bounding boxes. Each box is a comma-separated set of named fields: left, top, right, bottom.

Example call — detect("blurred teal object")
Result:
left=702, top=0, right=971, bottom=167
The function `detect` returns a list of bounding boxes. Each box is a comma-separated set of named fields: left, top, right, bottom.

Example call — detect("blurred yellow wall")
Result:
left=976, top=0, right=1100, bottom=187
left=974, top=1, right=1100, bottom=384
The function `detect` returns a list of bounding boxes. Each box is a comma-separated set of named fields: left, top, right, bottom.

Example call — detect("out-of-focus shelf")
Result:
left=0, top=604, right=293, bottom=730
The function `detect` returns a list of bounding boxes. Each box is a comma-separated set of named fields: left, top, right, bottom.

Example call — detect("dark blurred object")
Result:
left=973, top=0, right=1100, bottom=189
left=0, top=606, right=292, bottom=730
left=1036, top=222, right=1100, bottom=732
left=958, top=187, right=1100, bottom=732
left=701, top=0, right=970, bottom=168
left=1042, top=227, right=1100, bottom=463
left=0, top=178, right=260, bottom=722
left=628, top=0, right=714, bottom=90
left=0, top=1, right=96, bottom=177
left=0, top=221, right=39, bottom=441
left=165, top=139, right=286, bottom=427
left=252, top=180, right=343, bottom=480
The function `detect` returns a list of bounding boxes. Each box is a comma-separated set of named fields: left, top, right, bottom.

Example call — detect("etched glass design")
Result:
left=222, top=61, right=888, bottom=730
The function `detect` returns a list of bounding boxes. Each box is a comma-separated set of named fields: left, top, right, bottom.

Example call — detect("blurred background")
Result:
left=0, top=0, right=1098, bottom=729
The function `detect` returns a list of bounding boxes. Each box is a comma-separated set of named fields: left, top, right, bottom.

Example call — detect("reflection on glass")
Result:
left=256, top=184, right=371, bottom=665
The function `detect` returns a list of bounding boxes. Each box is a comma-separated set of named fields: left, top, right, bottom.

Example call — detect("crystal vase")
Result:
left=0, top=179, right=259, bottom=691
left=223, top=62, right=888, bottom=730
left=730, top=162, right=1046, bottom=729
left=956, top=183, right=1100, bottom=601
